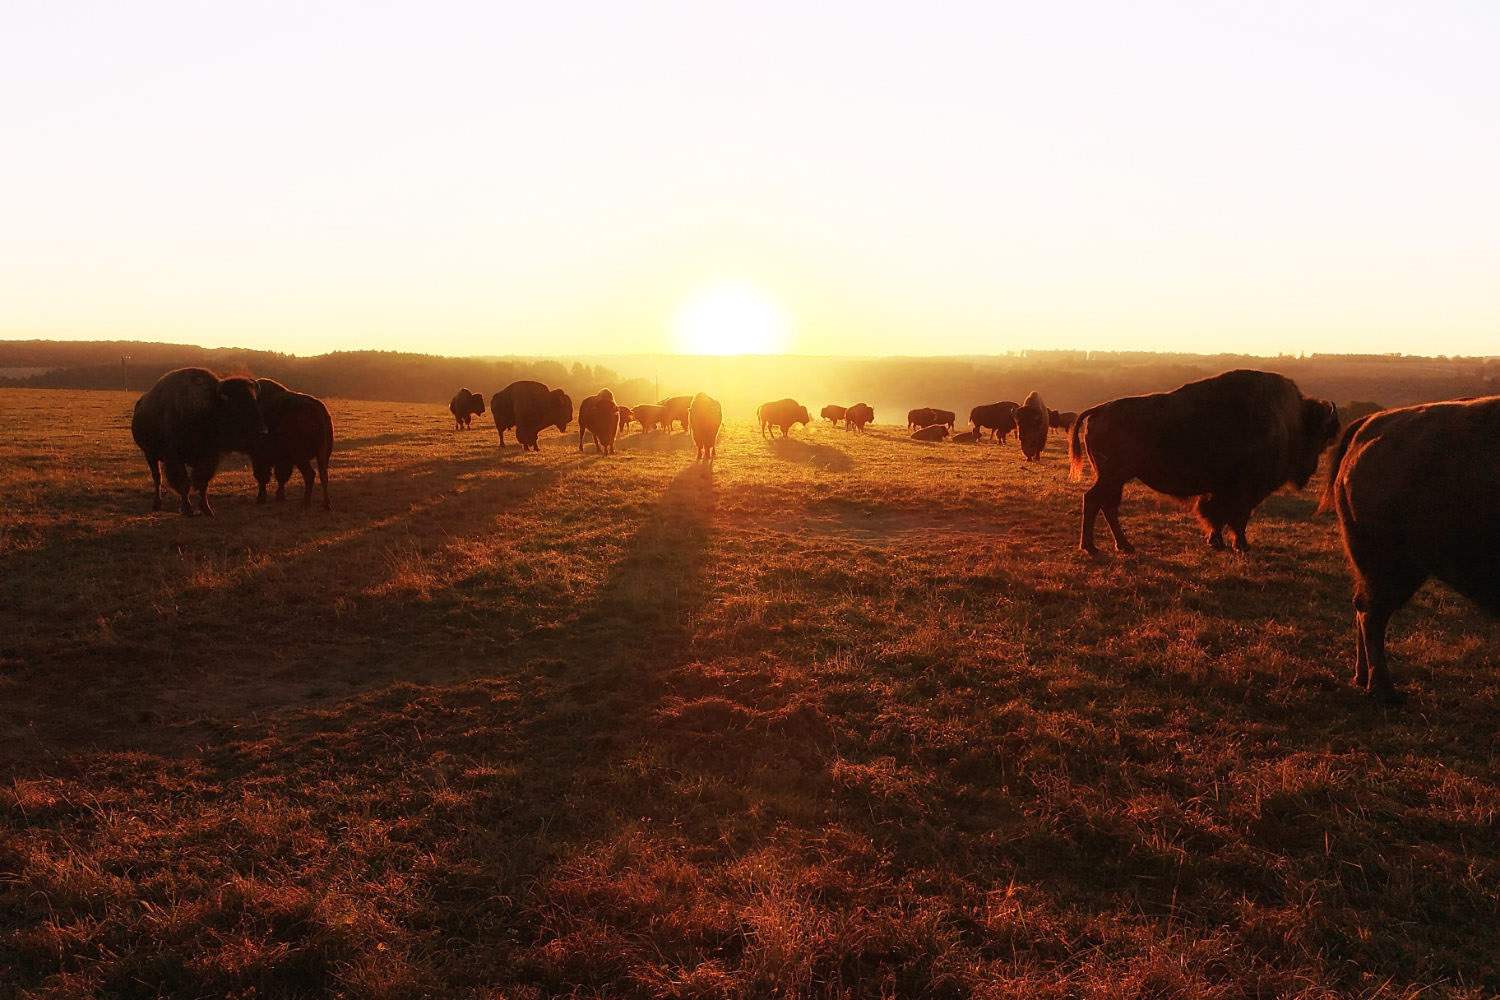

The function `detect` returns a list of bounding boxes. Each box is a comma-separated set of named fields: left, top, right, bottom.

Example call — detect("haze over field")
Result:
left=4, top=2, right=1498, bottom=359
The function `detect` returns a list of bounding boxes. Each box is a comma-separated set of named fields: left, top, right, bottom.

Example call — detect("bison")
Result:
left=821, top=404, right=848, bottom=427
left=845, top=403, right=874, bottom=433
left=250, top=378, right=334, bottom=510
left=908, top=407, right=955, bottom=431
left=910, top=424, right=949, bottom=442
left=970, top=401, right=1018, bottom=443
left=631, top=403, right=665, bottom=433
left=492, top=380, right=573, bottom=452
left=1319, top=396, right=1500, bottom=703
left=578, top=388, right=620, bottom=455
left=758, top=398, right=810, bottom=438
left=1016, top=393, right=1049, bottom=461
left=689, top=392, right=723, bottom=462
left=616, top=405, right=634, bottom=436
left=449, top=388, right=486, bottom=429
left=951, top=430, right=978, bottom=443
left=658, top=395, right=693, bottom=433
left=131, top=367, right=267, bottom=516
left=1069, top=370, right=1340, bottom=555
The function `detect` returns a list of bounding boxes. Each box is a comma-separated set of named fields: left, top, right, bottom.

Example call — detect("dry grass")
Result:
left=2, top=387, right=1498, bottom=999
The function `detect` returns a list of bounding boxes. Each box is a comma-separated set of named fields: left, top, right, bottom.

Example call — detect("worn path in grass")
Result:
left=2, top=388, right=1498, bottom=998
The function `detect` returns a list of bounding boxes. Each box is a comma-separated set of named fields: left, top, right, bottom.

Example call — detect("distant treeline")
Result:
left=2, top=340, right=1495, bottom=419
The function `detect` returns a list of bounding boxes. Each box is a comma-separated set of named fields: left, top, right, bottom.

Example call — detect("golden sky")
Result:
left=3, top=3, right=1497, bottom=358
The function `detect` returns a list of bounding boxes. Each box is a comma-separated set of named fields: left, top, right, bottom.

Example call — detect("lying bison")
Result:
left=658, top=395, right=693, bottom=433
left=578, top=388, right=620, bottom=454
left=845, top=402, right=874, bottom=433
left=1016, top=392, right=1049, bottom=460
left=251, top=378, right=334, bottom=510
left=1319, top=396, right=1500, bottom=703
left=449, top=388, right=485, bottom=429
left=690, top=392, right=723, bottom=462
left=951, top=429, right=978, bottom=443
left=910, top=424, right=949, bottom=442
left=970, top=401, right=1018, bottom=443
left=758, top=398, right=809, bottom=438
left=821, top=404, right=848, bottom=427
left=492, top=380, right=573, bottom=452
left=631, top=403, right=665, bottom=433
left=1069, top=370, right=1340, bottom=555
left=131, top=367, right=266, bottom=516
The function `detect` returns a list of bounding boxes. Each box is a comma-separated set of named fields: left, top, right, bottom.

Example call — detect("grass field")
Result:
left=2, top=387, right=1498, bottom=999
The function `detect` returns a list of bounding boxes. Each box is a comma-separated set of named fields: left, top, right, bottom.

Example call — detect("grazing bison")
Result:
left=632, top=403, right=665, bottom=433
left=907, top=408, right=937, bottom=431
left=951, top=429, right=978, bottom=443
left=250, top=378, right=334, bottom=510
left=578, top=388, right=620, bottom=455
left=910, top=424, right=949, bottom=442
left=131, top=367, right=267, bottom=516
left=821, top=404, right=848, bottom=427
left=689, top=392, right=723, bottom=462
left=1054, top=411, right=1078, bottom=433
left=1069, top=369, right=1340, bottom=555
left=758, top=398, right=810, bottom=438
left=845, top=403, right=874, bottom=433
left=658, top=395, right=693, bottom=433
left=616, top=405, right=633, bottom=436
left=1319, top=396, right=1500, bottom=703
left=970, top=401, right=1018, bottom=443
left=1016, top=393, right=1049, bottom=461
left=492, top=380, right=573, bottom=452
left=449, top=388, right=486, bottom=429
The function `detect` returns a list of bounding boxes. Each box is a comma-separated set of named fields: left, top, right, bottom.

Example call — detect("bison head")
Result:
left=219, top=376, right=268, bottom=450
left=473, top=394, right=486, bottom=415
left=1290, top=397, right=1341, bottom=488
left=795, top=405, right=810, bottom=426
left=551, top=388, right=574, bottom=433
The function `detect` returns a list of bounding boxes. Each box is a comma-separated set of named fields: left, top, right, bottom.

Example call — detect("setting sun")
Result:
left=672, top=282, right=790, bottom=355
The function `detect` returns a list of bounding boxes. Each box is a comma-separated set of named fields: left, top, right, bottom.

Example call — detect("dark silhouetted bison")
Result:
left=907, top=408, right=936, bottom=431
left=131, top=367, right=267, bottom=516
left=1052, top=410, right=1078, bottom=433
left=492, top=380, right=573, bottom=452
left=449, top=388, right=485, bottom=430
left=970, top=401, right=1018, bottom=443
left=845, top=403, right=874, bottom=433
left=631, top=403, right=665, bottom=433
left=758, top=398, right=810, bottom=438
left=578, top=388, right=620, bottom=455
left=1016, top=392, right=1049, bottom=461
left=250, top=378, right=334, bottom=510
left=616, top=405, right=633, bottom=436
left=821, top=404, right=847, bottom=427
left=910, top=424, right=949, bottom=442
left=690, top=392, right=723, bottom=462
left=1069, top=370, right=1339, bottom=555
left=1319, top=396, right=1500, bottom=703
left=658, top=395, right=693, bottom=433
left=951, top=430, right=978, bottom=443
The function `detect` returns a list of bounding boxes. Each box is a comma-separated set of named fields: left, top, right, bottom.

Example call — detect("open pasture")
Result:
left=2, top=387, right=1498, bottom=998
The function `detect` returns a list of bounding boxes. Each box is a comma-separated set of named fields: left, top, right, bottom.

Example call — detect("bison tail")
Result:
left=1067, top=406, right=1096, bottom=482
left=1316, top=414, right=1370, bottom=515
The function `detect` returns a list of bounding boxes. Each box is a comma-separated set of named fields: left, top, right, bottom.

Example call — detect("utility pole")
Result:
left=121, top=355, right=132, bottom=388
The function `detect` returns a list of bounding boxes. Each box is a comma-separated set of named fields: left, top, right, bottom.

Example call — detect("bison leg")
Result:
left=143, top=455, right=164, bottom=511
left=1081, top=478, right=1132, bottom=554
left=163, top=458, right=194, bottom=515
left=189, top=459, right=218, bottom=516
left=293, top=459, right=315, bottom=507
left=1350, top=564, right=1424, bottom=704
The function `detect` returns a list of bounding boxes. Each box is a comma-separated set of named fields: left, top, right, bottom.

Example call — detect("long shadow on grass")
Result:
left=766, top=436, right=852, bottom=471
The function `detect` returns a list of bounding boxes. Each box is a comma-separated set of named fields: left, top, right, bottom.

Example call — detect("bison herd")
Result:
left=130, top=366, right=1497, bottom=703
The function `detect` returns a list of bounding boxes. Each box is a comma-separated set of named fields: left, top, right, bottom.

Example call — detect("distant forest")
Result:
left=2, top=339, right=1496, bottom=420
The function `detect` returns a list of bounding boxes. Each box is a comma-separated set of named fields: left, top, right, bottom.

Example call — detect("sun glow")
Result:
left=672, top=282, right=790, bottom=355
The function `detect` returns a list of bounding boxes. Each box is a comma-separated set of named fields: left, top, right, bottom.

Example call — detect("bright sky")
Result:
left=4, top=2, right=1497, bottom=358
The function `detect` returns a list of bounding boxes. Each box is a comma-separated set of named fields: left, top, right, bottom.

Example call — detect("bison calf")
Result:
left=251, top=378, right=334, bottom=510
left=1321, top=397, right=1500, bottom=703
left=449, top=388, right=485, bottom=429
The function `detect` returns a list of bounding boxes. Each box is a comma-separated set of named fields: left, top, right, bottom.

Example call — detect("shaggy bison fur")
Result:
left=578, top=388, right=620, bottom=455
left=631, top=403, right=665, bottom=433
left=845, top=403, right=874, bottom=433
left=658, top=395, right=693, bottom=433
left=1069, top=369, right=1340, bottom=555
left=690, top=392, right=723, bottom=462
left=1016, top=393, right=1049, bottom=461
left=1319, top=396, right=1500, bottom=703
left=131, top=367, right=267, bottom=516
left=758, top=398, right=810, bottom=438
left=970, top=401, right=1018, bottom=443
left=821, top=404, right=848, bottom=426
left=449, top=388, right=485, bottom=429
left=910, top=424, right=949, bottom=442
left=492, top=380, right=573, bottom=452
